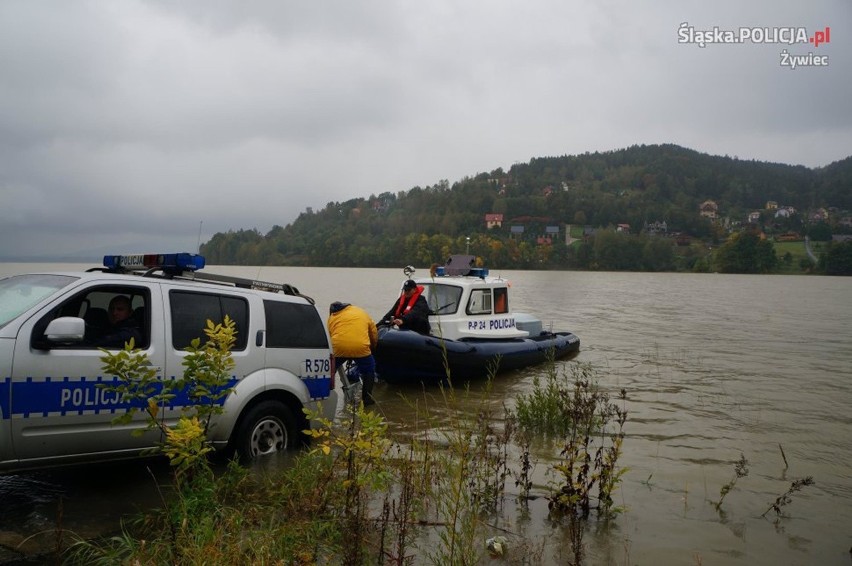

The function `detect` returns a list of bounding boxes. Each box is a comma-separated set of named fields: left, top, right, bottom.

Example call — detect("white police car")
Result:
left=0, top=253, right=338, bottom=471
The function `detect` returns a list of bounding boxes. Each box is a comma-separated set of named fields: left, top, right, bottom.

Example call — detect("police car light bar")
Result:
left=103, top=253, right=206, bottom=273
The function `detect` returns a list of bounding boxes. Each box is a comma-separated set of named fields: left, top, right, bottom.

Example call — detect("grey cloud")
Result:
left=0, top=0, right=849, bottom=258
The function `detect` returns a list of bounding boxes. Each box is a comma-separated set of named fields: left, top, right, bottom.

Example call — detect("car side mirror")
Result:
left=44, top=316, right=86, bottom=344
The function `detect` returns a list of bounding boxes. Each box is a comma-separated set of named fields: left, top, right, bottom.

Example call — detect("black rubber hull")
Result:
left=374, top=326, right=580, bottom=384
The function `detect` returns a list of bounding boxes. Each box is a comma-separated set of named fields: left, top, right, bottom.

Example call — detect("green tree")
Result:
left=807, top=222, right=833, bottom=242
left=570, top=240, right=594, bottom=269
left=641, top=237, right=676, bottom=271
left=198, top=144, right=849, bottom=270
left=714, top=230, right=778, bottom=274
left=593, top=231, right=643, bottom=271
left=822, top=241, right=852, bottom=275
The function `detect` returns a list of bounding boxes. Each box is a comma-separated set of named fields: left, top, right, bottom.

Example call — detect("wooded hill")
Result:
left=200, top=144, right=852, bottom=271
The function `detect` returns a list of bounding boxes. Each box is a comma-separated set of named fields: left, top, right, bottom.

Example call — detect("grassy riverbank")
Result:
left=63, top=361, right=626, bottom=565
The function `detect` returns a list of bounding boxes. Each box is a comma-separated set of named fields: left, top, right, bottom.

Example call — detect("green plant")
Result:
left=521, top=362, right=627, bottom=517
left=97, top=338, right=164, bottom=439
left=513, top=354, right=572, bottom=436
left=468, top=381, right=513, bottom=514
left=78, top=317, right=240, bottom=563
left=176, top=317, right=237, bottom=434
left=762, top=476, right=815, bottom=520
left=75, top=340, right=632, bottom=565
left=305, top=401, right=395, bottom=564
left=512, top=422, right=535, bottom=507
left=98, top=316, right=237, bottom=478
left=713, top=453, right=749, bottom=512
left=66, top=450, right=345, bottom=565
left=377, top=441, right=432, bottom=565
left=422, top=382, right=486, bottom=566
left=511, top=360, right=628, bottom=566
left=66, top=523, right=146, bottom=565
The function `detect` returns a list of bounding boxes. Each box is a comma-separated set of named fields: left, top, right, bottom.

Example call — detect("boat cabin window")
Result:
left=422, top=283, right=462, bottom=315
left=466, top=289, right=492, bottom=315
left=494, top=287, right=508, bottom=314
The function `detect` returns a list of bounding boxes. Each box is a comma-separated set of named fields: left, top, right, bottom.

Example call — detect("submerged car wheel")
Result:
left=236, top=400, right=297, bottom=460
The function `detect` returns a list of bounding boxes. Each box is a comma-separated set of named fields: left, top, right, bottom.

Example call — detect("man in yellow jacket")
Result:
left=328, top=302, right=379, bottom=406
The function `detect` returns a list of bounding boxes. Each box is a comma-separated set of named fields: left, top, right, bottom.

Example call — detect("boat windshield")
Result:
left=0, top=274, right=78, bottom=328
left=422, top=283, right=463, bottom=315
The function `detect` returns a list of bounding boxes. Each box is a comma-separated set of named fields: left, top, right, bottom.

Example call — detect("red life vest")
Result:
left=394, top=286, right=424, bottom=317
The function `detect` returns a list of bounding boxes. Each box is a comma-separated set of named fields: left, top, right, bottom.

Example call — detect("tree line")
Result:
left=200, top=144, right=852, bottom=275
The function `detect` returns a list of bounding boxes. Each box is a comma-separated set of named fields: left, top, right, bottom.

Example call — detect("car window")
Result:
left=32, top=285, right=150, bottom=349
left=169, top=290, right=249, bottom=351
left=264, top=300, right=329, bottom=348
left=0, top=274, right=77, bottom=328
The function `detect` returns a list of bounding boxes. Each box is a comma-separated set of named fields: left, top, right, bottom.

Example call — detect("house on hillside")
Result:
left=810, top=208, right=828, bottom=222
left=775, top=206, right=796, bottom=219
left=766, top=201, right=778, bottom=210
left=748, top=211, right=761, bottom=224
left=616, top=224, right=630, bottom=233
left=485, top=213, right=504, bottom=229
left=643, top=220, right=668, bottom=235
left=700, top=200, right=718, bottom=220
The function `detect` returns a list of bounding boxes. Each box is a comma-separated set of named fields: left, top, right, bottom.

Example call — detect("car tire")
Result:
left=235, top=400, right=297, bottom=461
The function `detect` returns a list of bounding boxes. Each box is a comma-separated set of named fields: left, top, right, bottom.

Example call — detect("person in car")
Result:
left=95, top=295, right=142, bottom=348
left=382, top=279, right=430, bottom=335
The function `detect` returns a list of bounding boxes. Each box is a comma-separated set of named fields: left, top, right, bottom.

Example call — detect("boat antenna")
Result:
left=196, top=220, right=203, bottom=254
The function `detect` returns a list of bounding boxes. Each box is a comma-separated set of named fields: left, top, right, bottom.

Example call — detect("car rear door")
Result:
left=162, top=285, right=260, bottom=417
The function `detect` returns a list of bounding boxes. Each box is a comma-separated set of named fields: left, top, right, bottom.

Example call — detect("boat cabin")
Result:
left=413, top=255, right=538, bottom=341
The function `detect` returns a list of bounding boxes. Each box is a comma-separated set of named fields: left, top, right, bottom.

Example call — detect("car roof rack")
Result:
left=178, top=272, right=313, bottom=304
left=93, top=253, right=315, bottom=304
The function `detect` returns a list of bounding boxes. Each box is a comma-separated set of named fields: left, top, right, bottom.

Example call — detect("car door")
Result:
left=9, top=280, right=166, bottom=464
left=162, top=286, right=258, bottom=417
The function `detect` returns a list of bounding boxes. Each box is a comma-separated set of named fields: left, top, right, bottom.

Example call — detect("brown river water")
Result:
left=1, top=263, right=850, bottom=564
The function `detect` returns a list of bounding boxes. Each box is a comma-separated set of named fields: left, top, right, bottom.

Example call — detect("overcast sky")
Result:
left=0, top=0, right=849, bottom=259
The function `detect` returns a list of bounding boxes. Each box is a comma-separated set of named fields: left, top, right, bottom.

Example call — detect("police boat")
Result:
left=373, top=255, right=580, bottom=384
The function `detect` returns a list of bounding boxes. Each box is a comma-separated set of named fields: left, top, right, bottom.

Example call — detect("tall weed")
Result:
left=71, top=345, right=630, bottom=566
left=511, top=360, right=628, bottom=564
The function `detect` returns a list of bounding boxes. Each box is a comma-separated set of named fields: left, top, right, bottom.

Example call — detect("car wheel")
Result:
left=235, top=400, right=297, bottom=460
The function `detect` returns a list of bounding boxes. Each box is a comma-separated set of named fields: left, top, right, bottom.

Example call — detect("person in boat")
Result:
left=327, top=301, right=379, bottom=406
left=93, top=295, right=143, bottom=348
left=382, top=279, right=430, bottom=335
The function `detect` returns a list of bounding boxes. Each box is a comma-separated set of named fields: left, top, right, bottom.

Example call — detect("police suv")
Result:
left=0, top=253, right=338, bottom=472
